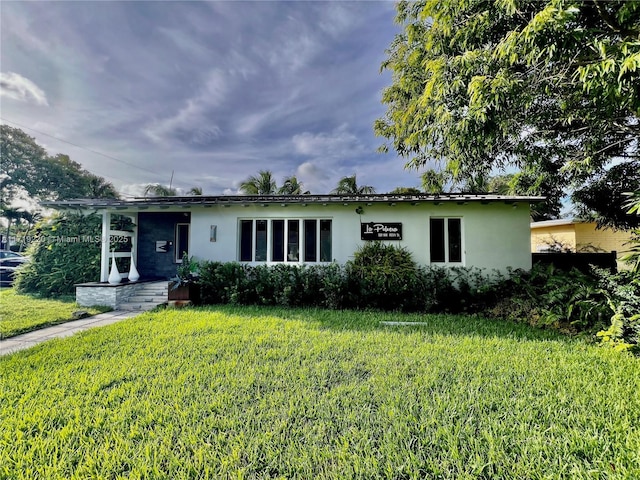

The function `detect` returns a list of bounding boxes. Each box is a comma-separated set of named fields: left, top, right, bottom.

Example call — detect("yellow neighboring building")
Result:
left=530, top=219, right=634, bottom=270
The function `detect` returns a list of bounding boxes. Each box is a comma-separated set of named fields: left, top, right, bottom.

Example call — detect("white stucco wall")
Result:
left=187, top=201, right=532, bottom=273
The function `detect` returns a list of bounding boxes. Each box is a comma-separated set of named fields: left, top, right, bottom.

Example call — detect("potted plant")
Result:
left=168, top=254, right=200, bottom=303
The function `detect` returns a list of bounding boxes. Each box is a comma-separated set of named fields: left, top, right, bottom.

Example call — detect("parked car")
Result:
left=0, top=250, right=29, bottom=266
left=0, top=251, right=29, bottom=287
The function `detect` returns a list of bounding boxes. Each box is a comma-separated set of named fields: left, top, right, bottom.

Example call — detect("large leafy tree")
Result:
left=1, top=125, right=118, bottom=201
left=41, top=154, right=118, bottom=200
left=376, top=0, right=639, bottom=223
left=331, top=174, right=376, bottom=195
left=1, top=125, right=49, bottom=201
left=572, top=163, right=640, bottom=229
left=15, top=213, right=103, bottom=296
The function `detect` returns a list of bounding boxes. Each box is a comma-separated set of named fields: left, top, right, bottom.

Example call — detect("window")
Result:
left=304, top=219, right=316, bottom=262
left=320, top=219, right=332, bottom=262
left=240, top=220, right=252, bottom=262
left=430, top=218, right=462, bottom=263
left=175, top=223, right=190, bottom=263
left=272, top=220, right=285, bottom=262
left=255, top=220, right=267, bottom=261
left=287, top=220, right=299, bottom=261
left=239, top=219, right=332, bottom=263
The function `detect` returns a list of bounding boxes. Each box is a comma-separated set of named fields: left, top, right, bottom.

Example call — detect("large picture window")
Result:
left=430, top=218, right=462, bottom=264
left=239, top=219, right=332, bottom=263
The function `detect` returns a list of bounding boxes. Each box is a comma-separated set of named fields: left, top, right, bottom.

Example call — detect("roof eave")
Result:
left=41, top=193, right=546, bottom=210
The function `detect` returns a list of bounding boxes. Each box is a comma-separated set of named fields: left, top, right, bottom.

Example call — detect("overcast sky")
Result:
left=1, top=1, right=428, bottom=197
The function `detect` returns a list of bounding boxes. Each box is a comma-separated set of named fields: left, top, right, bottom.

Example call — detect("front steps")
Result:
left=118, top=281, right=168, bottom=311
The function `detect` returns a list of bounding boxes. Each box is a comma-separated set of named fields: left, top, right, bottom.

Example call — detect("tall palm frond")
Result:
left=239, top=170, right=277, bottom=195
left=143, top=184, right=177, bottom=197
left=331, top=174, right=375, bottom=195
left=278, top=176, right=309, bottom=195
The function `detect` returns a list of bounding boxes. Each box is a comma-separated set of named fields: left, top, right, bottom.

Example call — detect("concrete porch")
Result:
left=75, top=280, right=168, bottom=310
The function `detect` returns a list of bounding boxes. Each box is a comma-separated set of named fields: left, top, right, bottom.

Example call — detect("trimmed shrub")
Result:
left=198, top=261, right=250, bottom=305
left=346, top=242, right=423, bottom=311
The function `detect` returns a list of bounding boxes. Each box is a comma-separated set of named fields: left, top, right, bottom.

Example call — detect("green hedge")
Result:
left=195, top=242, right=639, bottom=353
left=196, top=243, right=506, bottom=314
left=15, top=213, right=102, bottom=297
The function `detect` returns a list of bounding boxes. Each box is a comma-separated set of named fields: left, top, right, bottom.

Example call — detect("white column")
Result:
left=129, top=213, right=138, bottom=265
left=100, top=211, right=111, bottom=282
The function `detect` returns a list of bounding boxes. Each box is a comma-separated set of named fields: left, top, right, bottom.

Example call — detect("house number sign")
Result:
left=361, top=222, right=402, bottom=240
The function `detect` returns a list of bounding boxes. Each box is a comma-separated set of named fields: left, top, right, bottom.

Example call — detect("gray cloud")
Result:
left=292, top=125, right=364, bottom=158
left=0, top=72, right=49, bottom=106
left=0, top=1, right=409, bottom=196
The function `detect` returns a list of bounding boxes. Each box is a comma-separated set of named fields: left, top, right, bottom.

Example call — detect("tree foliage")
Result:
left=239, top=170, right=278, bottom=195
left=15, top=213, right=102, bottom=297
left=143, top=184, right=177, bottom=197
left=239, top=171, right=308, bottom=195
left=376, top=0, right=640, bottom=222
left=388, top=186, right=422, bottom=194
left=278, top=176, right=309, bottom=195
left=331, top=174, right=376, bottom=195
left=41, top=154, right=118, bottom=200
left=572, top=163, right=640, bottom=229
left=0, top=125, right=118, bottom=202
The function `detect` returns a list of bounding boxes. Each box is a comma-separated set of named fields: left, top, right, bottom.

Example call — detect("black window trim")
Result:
left=238, top=218, right=332, bottom=264
left=429, top=217, right=463, bottom=264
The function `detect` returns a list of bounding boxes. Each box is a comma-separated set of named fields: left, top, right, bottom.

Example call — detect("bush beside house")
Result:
left=15, top=213, right=103, bottom=297
left=194, top=243, right=639, bottom=354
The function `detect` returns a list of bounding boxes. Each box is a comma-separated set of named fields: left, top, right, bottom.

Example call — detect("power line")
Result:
left=1, top=117, right=162, bottom=177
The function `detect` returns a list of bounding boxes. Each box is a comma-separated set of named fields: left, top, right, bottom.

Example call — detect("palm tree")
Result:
left=331, top=174, right=375, bottom=195
left=278, top=176, right=309, bottom=195
left=87, top=176, right=119, bottom=198
left=143, top=184, right=177, bottom=197
left=1, top=207, right=23, bottom=250
left=487, top=174, right=516, bottom=195
left=239, top=170, right=277, bottom=195
left=16, top=211, right=41, bottom=252
left=388, top=186, right=421, bottom=194
left=188, top=187, right=203, bottom=195
left=462, top=174, right=490, bottom=193
left=420, top=169, right=452, bottom=194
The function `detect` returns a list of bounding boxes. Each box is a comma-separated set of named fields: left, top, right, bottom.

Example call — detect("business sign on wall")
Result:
left=361, top=222, right=402, bottom=240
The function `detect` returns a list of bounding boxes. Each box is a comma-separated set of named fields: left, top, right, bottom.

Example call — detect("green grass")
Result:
left=1, top=306, right=639, bottom=479
left=0, top=288, right=109, bottom=339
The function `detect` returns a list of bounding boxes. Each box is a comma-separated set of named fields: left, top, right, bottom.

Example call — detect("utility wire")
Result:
left=1, top=117, right=163, bottom=177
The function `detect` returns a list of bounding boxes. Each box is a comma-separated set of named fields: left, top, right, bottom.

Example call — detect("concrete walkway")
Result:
left=0, top=310, right=141, bottom=356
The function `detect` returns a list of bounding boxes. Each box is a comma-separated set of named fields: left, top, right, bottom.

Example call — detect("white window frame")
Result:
left=238, top=218, right=332, bottom=264
left=429, top=217, right=464, bottom=265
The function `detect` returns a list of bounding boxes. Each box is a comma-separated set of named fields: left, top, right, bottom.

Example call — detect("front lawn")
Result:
left=1, top=306, right=639, bottom=479
left=0, top=288, right=109, bottom=339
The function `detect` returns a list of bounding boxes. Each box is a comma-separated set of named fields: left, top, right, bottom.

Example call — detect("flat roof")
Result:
left=530, top=219, right=580, bottom=228
left=42, top=193, right=545, bottom=210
